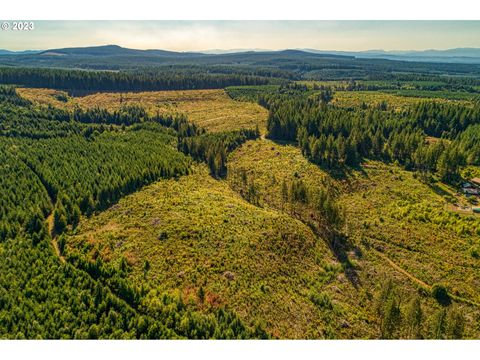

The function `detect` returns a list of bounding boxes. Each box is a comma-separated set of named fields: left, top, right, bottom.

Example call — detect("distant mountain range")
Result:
left=2, top=45, right=480, bottom=64
left=1, top=44, right=480, bottom=78
left=299, top=48, right=480, bottom=64
left=0, top=49, right=41, bottom=55
left=201, top=47, right=480, bottom=64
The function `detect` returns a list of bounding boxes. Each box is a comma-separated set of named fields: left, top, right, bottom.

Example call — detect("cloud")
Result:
left=1, top=21, right=479, bottom=51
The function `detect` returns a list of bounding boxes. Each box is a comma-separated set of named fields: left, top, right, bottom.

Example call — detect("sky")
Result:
left=1, top=21, right=480, bottom=52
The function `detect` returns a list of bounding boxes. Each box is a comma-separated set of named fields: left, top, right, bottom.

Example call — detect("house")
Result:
left=460, top=179, right=480, bottom=198
left=471, top=178, right=480, bottom=188
left=464, top=188, right=480, bottom=196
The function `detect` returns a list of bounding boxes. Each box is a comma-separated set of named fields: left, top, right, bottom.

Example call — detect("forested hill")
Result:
left=2, top=45, right=480, bottom=85
left=38, top=44, right=204, bottom=57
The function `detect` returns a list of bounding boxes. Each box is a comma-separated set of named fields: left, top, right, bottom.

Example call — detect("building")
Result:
left=471, top=178, right=480, bottom=188
left=462, top=179, right=480, bottom=198
left=464, top=187, right=480, bottom=196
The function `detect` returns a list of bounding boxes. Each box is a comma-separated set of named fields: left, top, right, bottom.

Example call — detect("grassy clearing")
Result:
left=332, top=91, right=471, bottom=110
left=381, top=89, right=478, bottom=101
left=227, top=138, right=346, bottom=260
left=227, top=139, right=336, bottom=211
left=228, top=140, right=480, bottom=337
left=338, top=161, right=480, bottom=311
left=226, top=139, right=435, bottom=337
left=63, top=138, right=480, bottom=338
left=16, top=87, right=72, bottom=108
left=66, top=164, right=368, bottom=339
left=17, top=88, right=268, bottom=133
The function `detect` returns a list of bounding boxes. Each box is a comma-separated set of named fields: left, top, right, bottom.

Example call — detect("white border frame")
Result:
left=0, top=0, right=479, bottom=20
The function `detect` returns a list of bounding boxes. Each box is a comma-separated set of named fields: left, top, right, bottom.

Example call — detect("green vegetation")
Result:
left=3, top=49, right=480, bottom=339
left=3, top=122, right=191, bottom=233
left=18, top=88, right=269, bottom=133
left=0, top=86, right=264, bottom=339
left=337, top=161, right=480, bottom=332
left=0, top=147, right=51, bottom=243
left=179, top=128, right=259, bottom=177
left=225, top=85, right=279, bottom=102
left=263, top=86, right=480, bottom=185
left=66, top=165, right=342, bottom=339
left=0, top=67, right=273, bottom=92
left=227, top=138, right=480, bottom=339
left=228, top=139, right=345, bottom=244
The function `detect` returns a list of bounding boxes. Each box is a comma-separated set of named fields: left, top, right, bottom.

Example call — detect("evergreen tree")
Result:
left=405, top=296, right=423, bottom=339
left=433, top=309, right=447, bottom=339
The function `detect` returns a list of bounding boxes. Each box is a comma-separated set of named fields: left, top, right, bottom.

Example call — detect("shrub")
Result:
left=310, top=291, right=333, bottom=310
left=470, top=246, right=480, bottom=259
left=158, top=231, right=168, bottom=241
left=54, top=92, right=69, bottom=102
left=431, top=284, right=451, bottom=306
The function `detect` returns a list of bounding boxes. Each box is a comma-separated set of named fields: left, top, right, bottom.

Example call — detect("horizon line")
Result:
left=2, top=44, right=480, bottom=54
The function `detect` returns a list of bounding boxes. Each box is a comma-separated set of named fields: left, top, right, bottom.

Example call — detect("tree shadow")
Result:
left=330, top=232, right=362, bottom=289
left=267, top=138, right=298, bottom=147
left=428, top=182, right=453, bottom=198
left=306, top=222, right=361, bottom=289
left=313, top=160, right=372, bottom=184
left=432, top=284, right=452, bottom=307
left=247, top=136, right=364, bottom=288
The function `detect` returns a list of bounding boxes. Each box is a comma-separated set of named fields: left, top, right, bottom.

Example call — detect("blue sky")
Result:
left=1, top=21, right=480, bottom=52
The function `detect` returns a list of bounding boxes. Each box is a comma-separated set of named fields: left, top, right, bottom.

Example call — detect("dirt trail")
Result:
left=373, top=249, right=480, bottom=307
left=373, top=249, right=430, bottom=290
left=19, top=156, right=66, bottom=264
left=46, top=211, right=66, bottom=263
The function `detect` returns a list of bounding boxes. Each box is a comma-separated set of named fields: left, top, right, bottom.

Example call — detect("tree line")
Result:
left=0, top=67, right=273, bottom=93
left=15, top=128, right=191, bottom=233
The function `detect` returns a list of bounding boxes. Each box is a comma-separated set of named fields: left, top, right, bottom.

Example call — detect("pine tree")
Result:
left=336, top=134, right=347, bottom=164
left=405, top=296, right=423, bottom=339
left=53, top=204, right=67, bottom=234
left=143, top=260, right=150, bottom=279
left=198, top=286, right=205, bottom=303
left=381, top=295, right=402, bottom=339
left=433, top=309, right=447, bottom=339
left=71, top=205, right=81, bottom=229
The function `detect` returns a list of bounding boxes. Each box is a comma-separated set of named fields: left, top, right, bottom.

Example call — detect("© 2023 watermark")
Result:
left=1, top=21, right=35, bottom=31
